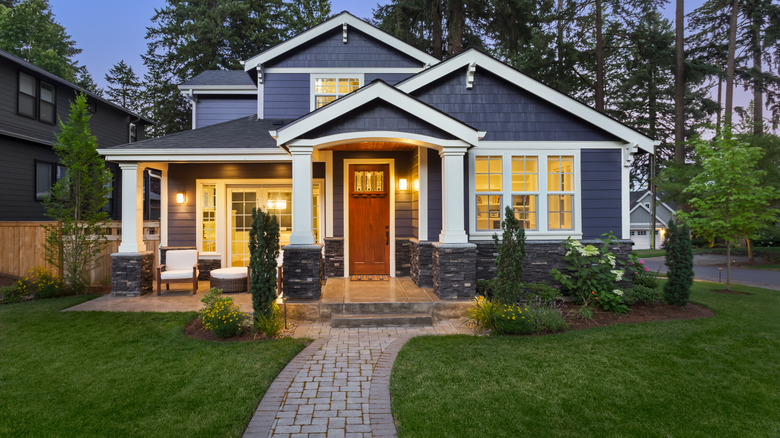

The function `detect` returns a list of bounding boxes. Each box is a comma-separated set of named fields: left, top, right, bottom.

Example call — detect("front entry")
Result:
left=348, top=164, right=390, bottom=275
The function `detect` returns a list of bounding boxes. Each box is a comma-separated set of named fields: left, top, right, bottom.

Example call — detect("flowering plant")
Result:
left=593, top=289, right=629, bottom=314
left=629, top=257, right=660, bottom=289
left=200, top=288, right=248, bottom=338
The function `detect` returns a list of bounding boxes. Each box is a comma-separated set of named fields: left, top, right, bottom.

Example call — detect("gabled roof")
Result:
left=243, top=11, right=440, bottom=71
left=629, top=190, right=676, bottom=216
left=180, top=70, right=255, bottom=87
left=396, top=49, right=658, bottom=153
left=0, top=49, right=154, bottom=124
left=273, top=80, right=485, bottom=147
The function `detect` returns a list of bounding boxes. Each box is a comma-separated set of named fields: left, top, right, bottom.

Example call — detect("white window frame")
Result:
left=309, top=73, right=364, bottom=111
left=468, top=147, right=582, bottom=240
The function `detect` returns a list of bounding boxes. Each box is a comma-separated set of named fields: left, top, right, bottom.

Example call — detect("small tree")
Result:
left=492, top=206, right=526, bottom=304
left=248, top=207, right=280, bottom=323
left=678, top=129, right=780, bottom=290
left=43, top=93, right=113, bottom=293
left=663, top=219, right=694, bottom=305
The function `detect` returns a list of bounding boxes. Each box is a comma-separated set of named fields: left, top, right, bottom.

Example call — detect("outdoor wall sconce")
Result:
left=398, top=178, right=408, bottom=191
left=175, top=191, right=186, bottom=204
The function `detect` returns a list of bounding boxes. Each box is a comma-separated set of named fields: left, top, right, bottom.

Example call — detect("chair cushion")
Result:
left=166, top=250, right=198, bottom=270
left=210, top=267, right=248, bottom=280
left=160, top=269, right=199, bottom=280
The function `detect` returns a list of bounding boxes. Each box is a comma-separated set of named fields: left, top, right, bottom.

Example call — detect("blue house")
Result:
left=99, top=12, right=656, bottom=299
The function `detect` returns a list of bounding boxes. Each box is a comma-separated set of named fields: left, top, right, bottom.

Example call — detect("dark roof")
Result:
left=0, top=48, right=154, bottom=124
left=180, top=70, right=255, bottom=87
left=104, top=116, right=289, bottom=150
left=630, top=191, right=646, bottom=205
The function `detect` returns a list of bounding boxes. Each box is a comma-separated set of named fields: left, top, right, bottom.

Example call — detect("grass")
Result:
left=391, top=282, right=780, bottom=437
left=0, top=296, right=306, bottom=437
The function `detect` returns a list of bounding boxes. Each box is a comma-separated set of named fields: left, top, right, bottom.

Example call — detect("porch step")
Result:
left=331, top=313, right=433, bottom=328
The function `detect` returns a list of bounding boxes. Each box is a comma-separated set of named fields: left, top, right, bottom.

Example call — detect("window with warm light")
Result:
left=313, top=76, right=360, bottom=109
left=512, top=156, right=538, bottom=230
left=201, top=185, right=216, bottom=252
left=475, top=156, right=503, bottom=231
left=547, top=155, right=574, bottom=230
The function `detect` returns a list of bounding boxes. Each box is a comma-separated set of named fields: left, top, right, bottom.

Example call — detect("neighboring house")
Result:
left=0, top=48, right=154, bottom=222
left=629, top=191, right=676, bottom=250
left=99, top=12, right=657, bottom=299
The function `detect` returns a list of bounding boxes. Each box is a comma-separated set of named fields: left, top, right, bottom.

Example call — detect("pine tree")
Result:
left=75, top=66, right=103, bottom=96
left=492, top=206, right=526, bottom=304
left=43, top=94, right=113, bottom=294
left=249, top=207, right=280, bottom=321
left=105, top=60, right=141, bottom=112
left=663, top=219, right=693, bottom=306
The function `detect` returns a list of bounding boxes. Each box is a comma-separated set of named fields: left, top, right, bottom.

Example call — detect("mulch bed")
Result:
left=183, top=317, right=297, bottom=342
left=564, top=302, right=714, bottom=331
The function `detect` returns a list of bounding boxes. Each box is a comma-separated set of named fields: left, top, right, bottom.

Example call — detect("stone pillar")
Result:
left=282, top=244, right=323, bottom=300
left=117, top=163, right=146, bottom=253
left=395, top=238, right=413, bottom=277
left=111, top=252, right=153, bottom=296
left=323, top=237, right=344, bottom=278
left=438, top=147, right=469, bottom=244
left=432, top=242, right=477, bottom=299
left=411, top=239, right=434, bottom=287
left=289, top=145, right=315, bottom=245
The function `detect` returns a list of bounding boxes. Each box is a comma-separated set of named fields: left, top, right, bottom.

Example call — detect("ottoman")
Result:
left=209, top=267, right=250, bottom=293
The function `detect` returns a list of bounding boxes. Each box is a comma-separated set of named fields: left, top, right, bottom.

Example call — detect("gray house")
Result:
left=0, top=49, right=153, bottom=221
left=99, top=12, right=657, bottom=300
left=629, top=191, right=676, bottom=249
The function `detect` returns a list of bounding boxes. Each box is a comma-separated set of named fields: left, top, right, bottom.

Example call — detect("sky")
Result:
left=46, top=0, right=749, bottom=112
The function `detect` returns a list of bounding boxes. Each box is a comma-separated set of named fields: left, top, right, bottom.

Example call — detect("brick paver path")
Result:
left=244, top=321, right=469, bottom=438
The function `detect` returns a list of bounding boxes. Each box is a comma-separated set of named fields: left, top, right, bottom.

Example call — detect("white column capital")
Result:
left=288, top=145, right=315, bottom=156
left=439, top=146, right=469, bottom=157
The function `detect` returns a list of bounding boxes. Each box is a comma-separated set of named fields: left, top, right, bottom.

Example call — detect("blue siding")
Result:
left=365, top=73, right=415, bottom=85
left=581, top=149, right=622, bottom=239
left=412, top=71, right=620, bottom=142
left=264, top=73, right=310, bottom=119
left=303, top=102, right=456, bottom=139
left=266, top=29, right=423, bottom=69
left=196, top=99, right=256, bottom=128
left=427, top=148, right=442, bottom=241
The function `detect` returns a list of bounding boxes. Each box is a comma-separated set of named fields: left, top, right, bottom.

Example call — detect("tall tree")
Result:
left=674, top=0, right=685, bottom=162
left=0, top=0, right=81, bottom=81
left=725, top=0, right=739, bottom=126
left=75, top=66, right=103, bottom=96
left=104, top=60, right=141, bottom=112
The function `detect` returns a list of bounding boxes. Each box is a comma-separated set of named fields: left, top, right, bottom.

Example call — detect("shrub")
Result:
left=663, top=220, right=694, bottom=306
left=593, top=289, right=629, bottom=314
left=528, top=304, right=568, bottom=333
left=200, top=289, right=248, bottom=338
left=24, top=267, right=65, bottom=299
left=550, top=233, right=628, bottom=306
left=255, top=302, right=284, bottom=338
left=0, top=283, right=29, bottom=304
left=623, top=285, right=661, bottom=305
left=492, top=206, right=526, bottom=304
left=476, top=278, right=496, bottom=298
left=249, top=208, right=280, bottom=324
left=493, top=304, right=535, bottom=335
left=522, top=281, right=559, bottom=304
left=466, top=296, right=568, bottom=335
left=631, top=258, right=660, bottom=289
left=466, top=296, right=500, bottom=333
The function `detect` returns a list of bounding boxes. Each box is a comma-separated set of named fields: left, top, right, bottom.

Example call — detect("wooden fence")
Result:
left=0, top=221, right=160, bottom=285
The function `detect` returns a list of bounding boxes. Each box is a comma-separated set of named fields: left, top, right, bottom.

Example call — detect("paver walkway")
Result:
left=244, top=321, right=470, bottom=438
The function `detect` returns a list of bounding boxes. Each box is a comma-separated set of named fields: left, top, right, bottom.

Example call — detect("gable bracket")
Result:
left=623, top=143, right=638, bottom=167
left=343, top=23, right=348, bottom=44
left=257, top=65, right=263, bottom=85
left=466, top=62, right=476, bottom=89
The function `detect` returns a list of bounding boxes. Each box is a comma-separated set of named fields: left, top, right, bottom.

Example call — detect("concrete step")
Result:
left=331, top=313, right=433, bottom=328
left=285, top=301, right=473, bottom=322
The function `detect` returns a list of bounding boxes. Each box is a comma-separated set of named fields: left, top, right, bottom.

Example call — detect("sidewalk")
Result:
left=642, top=254, right=780, bottom=291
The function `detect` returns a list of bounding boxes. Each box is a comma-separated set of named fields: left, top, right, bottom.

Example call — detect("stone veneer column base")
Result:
left=282, top=244, right=323, bottom=301
left=323, top=238, right=344, bottom=278
left=432, top=242, right=477, bottom=300
left=111, top=252, right=153, bottom=296
left=395, top=238, right=413, bottom=277
left=410, top=239, right=434, bottom=287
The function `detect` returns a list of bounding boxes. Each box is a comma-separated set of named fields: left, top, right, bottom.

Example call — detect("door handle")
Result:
left=386, top=230, right=389, bottom=245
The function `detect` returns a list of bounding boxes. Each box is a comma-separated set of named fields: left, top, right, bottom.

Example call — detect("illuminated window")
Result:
left=314, top=77, right=359, bottom=109
left=547, top=155, right=574, bottom=230
left=201, top=185, right=216, bottom=252
left=512, top=156, right=538, bottom=230
left=475, top=156, right=503, bottom=230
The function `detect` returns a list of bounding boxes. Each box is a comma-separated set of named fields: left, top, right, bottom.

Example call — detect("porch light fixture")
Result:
left=267, top=192, right=287, bottom=210
left=175, top=191, right=186, bottom=204
left=398, top=178, right=408, bottom=191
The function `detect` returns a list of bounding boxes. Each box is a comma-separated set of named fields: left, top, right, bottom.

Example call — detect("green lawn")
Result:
left=391, top=282, right=780, bottom=437
left=0, top=296, right=306, bottom=437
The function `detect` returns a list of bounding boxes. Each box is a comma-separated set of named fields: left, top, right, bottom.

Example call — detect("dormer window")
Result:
left=312, top=75, right=361, bottom=110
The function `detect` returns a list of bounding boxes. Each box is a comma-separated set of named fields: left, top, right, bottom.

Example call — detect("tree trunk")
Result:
left=726, top=241, right=732, bottom=291
left=752, top=14, right=763, bottom=135
left=716, top=77, right=723, bottom=136
left=595, top=0, right=605, bottom=113
left=447, top=0, right=465, bottom=57
left=725, top=0, right=739, bottom=128
left=674, top=0, right=686, bottom=163
left=746, top=237, right=754, bottom=263
left=557, top=0, right=564, bottom=61
left=431, top=0, right=443, bottom=60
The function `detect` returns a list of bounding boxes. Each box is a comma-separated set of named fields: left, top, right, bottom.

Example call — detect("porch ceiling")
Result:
left=319, top=141, right=416, bottom=152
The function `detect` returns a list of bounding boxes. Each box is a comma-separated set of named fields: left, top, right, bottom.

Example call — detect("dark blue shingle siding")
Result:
left=581, top=149, right=622, bottom=239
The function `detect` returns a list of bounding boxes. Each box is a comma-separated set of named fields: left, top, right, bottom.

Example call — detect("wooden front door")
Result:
left=349, top=164, right=390, bottom=275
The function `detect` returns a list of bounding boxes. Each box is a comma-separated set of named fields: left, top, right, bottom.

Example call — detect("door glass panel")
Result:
left=230, top=191, right=256, bottom=267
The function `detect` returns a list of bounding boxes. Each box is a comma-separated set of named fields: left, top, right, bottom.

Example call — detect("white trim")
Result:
left=289, top=146, right=315, bottom=245
left=117, top=163, right=146, bottom=253
left=158, top=163, right=169, bottom=250
left=622, top=153, right=632, bottom=239
left=187, top=90, right=257, bottom=96
left=243, top=12, right=439, bottom=71
left=178, top=85, right=256, bottom=92
left=418, top=147, right=428, bottom=241
left=630, top=190, right=676, bottom=216
left=285, top=132, right=471, bottom=150
left=264, top=67, right=423, bottom=74
left=98, top=149, right=291, bottom=162
left=257, top=66, right=264, bottom=119
left=396, top=49, right=656, bottom=154
left=309, top=73, right=364, bottom=112
left=342, top=158, right=396, bottom=278
left=276, top=81, right=483, bottom=146
left=324, top=150, right=334, bottom=238
left=467, top=149, right=583, bottom=241
left=477, top=141, right=627, bottom=149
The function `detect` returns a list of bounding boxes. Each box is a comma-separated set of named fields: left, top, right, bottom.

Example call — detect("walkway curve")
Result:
left=243, top=322, right=468, bottom=438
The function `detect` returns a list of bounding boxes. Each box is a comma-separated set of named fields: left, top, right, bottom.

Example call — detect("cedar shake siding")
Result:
left=411, top=70, right=620, bottom=142
left=196, top=97, right=256, bottom=127
left=264, top=73, right=310, bottom=119
left=364, top=73, right=415, bottom=86
left=264, top=28, right=424, bottom=69
left=581, top=149, right=622, bottom=238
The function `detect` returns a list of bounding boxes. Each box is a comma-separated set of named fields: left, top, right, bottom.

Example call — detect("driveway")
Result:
left=642, top=254, right=780, bottom=291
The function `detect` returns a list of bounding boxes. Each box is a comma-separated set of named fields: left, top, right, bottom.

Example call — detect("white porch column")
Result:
left=289, top=145, right=315, bottom=245
left=158, top=163, right=169, bottom=248
left=117, top=163, right=146, bottom=253
left=439, top=146, right=469, bottom=244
